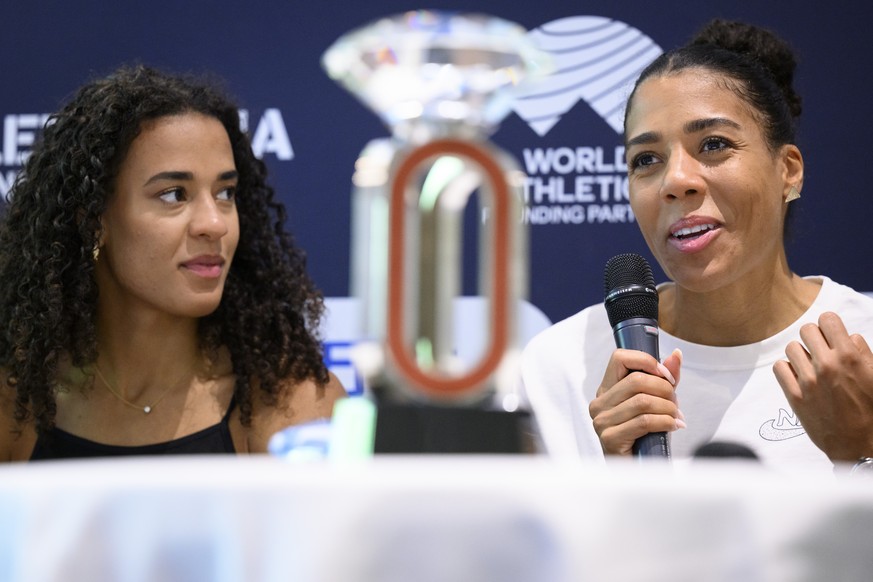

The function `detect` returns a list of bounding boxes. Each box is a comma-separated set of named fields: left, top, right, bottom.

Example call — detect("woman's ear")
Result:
left=781, top=144, right=804, bottom=200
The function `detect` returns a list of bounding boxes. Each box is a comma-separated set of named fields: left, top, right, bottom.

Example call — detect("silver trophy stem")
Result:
left=326, top=10, right=548, bottom=410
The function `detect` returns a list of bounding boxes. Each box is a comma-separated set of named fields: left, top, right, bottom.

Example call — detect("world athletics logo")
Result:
left=508, top=16, right=663, bottom=227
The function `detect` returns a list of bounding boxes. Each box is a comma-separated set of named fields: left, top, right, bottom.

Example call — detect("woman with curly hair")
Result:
left=0, top=65, right=346, bottom=460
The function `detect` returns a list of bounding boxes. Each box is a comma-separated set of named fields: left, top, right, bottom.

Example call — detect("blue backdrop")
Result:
left=2, top=1, right=871, bottom=326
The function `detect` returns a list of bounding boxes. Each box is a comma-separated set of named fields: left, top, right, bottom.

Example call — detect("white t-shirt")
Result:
left=518, top=277, right=873, bottom=474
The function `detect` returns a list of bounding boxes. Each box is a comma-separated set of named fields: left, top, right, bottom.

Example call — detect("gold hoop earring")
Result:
left=92, top=245, right=100, bottom=262
left=785, top=186, right=801, bottom=203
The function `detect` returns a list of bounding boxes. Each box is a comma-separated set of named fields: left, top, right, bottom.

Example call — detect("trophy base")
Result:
left=373, top=403, right=532, bottom=454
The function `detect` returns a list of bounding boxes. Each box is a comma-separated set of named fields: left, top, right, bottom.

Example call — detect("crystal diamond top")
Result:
left=322, top=10, right=552, bottom=137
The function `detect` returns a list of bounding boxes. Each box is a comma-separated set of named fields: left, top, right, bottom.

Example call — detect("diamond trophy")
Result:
left=322, top=10, right=551, bottom=453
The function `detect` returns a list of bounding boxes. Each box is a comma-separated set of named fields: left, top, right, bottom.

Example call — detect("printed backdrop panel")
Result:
left=2, top=1, right=870, bottom=326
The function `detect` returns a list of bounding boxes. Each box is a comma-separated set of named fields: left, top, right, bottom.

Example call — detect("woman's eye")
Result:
left=630, top=153, right=658, bottom=170
left=216, top=186, right=237, bottom=202
left=701, top=137, right=729, bottom=152
left=158, top=188, right=185, bottom=203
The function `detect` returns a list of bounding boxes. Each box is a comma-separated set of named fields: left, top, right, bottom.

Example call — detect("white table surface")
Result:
left=1, top=455, right=871, bottom=582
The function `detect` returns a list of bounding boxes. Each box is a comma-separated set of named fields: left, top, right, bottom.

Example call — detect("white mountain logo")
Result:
left=512, top=16, right=663, bottom=136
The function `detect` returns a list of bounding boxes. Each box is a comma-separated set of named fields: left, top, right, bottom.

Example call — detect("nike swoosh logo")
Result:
left=759, top=420, right=806, bottom=441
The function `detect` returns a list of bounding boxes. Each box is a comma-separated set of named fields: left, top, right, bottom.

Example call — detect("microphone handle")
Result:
left=612, top=317, right=670, bottom=458
left=612, top=317, right=659, bottom=356
left=632, top=431, right=669, bottom=457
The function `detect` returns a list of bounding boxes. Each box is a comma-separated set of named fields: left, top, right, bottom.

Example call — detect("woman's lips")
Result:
left=668, top=218, right=721, bottom=253
left=181, top=256, right=225, bottom=278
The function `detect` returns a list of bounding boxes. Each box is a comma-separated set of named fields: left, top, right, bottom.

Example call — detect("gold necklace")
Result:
left=93, top=363, right=184, bottom=414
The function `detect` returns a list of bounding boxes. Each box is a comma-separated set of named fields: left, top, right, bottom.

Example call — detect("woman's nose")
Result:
left=660, top=149, right=704, bottom=200
left=189, top=194, right=229, bottom=239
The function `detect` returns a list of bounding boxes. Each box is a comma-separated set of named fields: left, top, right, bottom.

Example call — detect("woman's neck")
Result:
left=658, top=266, right=821, bottom=347
left=94, top=307, right=204, bottom=400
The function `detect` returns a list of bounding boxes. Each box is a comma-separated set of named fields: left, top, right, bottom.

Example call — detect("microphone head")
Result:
left=693, top=441, right=760, bottom=461
left=603, top=253, right=659, bottom=328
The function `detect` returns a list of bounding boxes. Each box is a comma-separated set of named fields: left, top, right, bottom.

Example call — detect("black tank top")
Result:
left=30, top=398, right=237, bottom=460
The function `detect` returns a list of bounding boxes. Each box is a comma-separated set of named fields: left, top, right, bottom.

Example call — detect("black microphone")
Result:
left=693, top=441, right=759, bottom=461
left=603, top=253, right=669, bottom=458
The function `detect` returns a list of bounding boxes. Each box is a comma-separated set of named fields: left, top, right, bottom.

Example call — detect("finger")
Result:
left=798, top=322, right=831, bottom=360
left=816, top=312, right=855, bottom=352
left=851, top=333, right=873, bottom=357
left=661, top=348, right=682, bottom=387
left=599, top=390, right=680, bottom=427
left=597, top=349, right=667, bottom=398
left=783, top=340, right=815, bottom=384
left=773, top=359, right=802, bottom=401
left=598, top=412, right=684, bottom=454
left=606, top=348, right=664, bottom=380
left=594, top=370, right=679, bottom=412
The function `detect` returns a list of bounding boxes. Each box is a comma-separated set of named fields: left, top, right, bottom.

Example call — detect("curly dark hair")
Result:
left=0, top=65, right=329, bottom=435
left=627, top=19, right=801, bottom=150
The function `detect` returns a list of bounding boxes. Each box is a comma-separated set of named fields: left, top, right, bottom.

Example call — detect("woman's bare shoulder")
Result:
left=0, top=373, right=37, bottom=462
left=242, top=371, right=347, bottom=453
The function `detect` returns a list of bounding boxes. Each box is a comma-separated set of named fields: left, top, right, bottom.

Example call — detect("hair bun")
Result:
left=689, top=19, right=801, bottom=118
